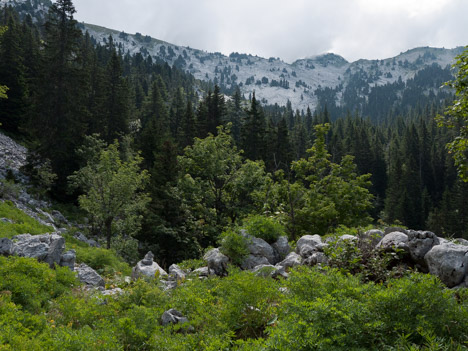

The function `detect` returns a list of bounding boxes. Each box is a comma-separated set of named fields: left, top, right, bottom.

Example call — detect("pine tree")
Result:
left=241, top=92, right=266, bottom=161
left=0, top=13, right=27, bottom=132
left=33, top=0, right=88, bottom=196
left=103, top=49, right=129, bottom=143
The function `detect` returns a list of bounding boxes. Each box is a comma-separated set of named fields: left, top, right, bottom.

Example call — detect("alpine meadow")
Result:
left=0, top=0, right=467, bottom=350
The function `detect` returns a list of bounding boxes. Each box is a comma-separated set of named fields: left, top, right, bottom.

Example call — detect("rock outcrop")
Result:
left=425, top=243, right=468, bottom=288
left=132, top=251, right=168, bottom=280
left=204, top=248, right=229, bottom=276
left=75, top=263, right=105, bottom=287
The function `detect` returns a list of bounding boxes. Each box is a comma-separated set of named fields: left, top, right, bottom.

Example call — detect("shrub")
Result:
left=64, top=234, right=131, bottom=276
left=243, top=215, right=285, bottom=244
left=265, top=266, right=468, bottom=350
left=0, top=256, right=76, bottom=312
left=219, top=229, right=250, bottom=266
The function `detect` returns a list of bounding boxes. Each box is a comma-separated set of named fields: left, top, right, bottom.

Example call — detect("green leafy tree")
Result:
left=284, top=124, right=373, bottom=237
left=69, top=136, right=150, bottom=249
left=178, top=124, right=267, bottom=246
left=438, top=46, right=468, bottom=181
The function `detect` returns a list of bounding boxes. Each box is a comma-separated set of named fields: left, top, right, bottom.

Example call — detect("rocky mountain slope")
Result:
left=1, top=0, right=464, bottom=113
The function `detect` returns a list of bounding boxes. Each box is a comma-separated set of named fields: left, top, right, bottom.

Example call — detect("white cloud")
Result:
left=72, top=0, right=468, bottom=63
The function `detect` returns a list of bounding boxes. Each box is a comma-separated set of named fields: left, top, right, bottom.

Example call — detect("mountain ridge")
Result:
left=2, top=0, right=464, bottom=112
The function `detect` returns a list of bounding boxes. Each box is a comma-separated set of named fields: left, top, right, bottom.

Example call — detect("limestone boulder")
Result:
left=271, top=236, right=291, bottom=261
left=247, top=237, right=276, bottom=264
left=424, top=243, right=468, bottom=288
left=277, top=252, right=302, bottom=270
left=241, top=254, right=270, bottom=270
left=132, top=251, right=167, bottom=280
left=10, top=233, right=65, bottom=267
left=75, top=263, right=105, bottom=287
left=376, top=231, right=409, bottom=252
left=204, top=248, right=229, bottom=276
left=407, top=230, right=440, bottom=267
left=161, top=309, right=189, bottom=326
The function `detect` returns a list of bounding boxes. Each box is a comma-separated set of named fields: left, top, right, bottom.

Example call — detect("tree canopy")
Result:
left=438, top=46, right=468, bottom=182
left=69, top=136, right=150, bottom=249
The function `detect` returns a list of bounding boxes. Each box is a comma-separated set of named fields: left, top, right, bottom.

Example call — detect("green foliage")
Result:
left=437, top=46, right=468, bottom=181
left=0, top=84, right=8, bottom=99
left=0, top=256, right=76, bottom=312
left=219, top=229, right=251, bottom=266
left=323, top=234, right=407, bottom=283
left=69, top=135, right=150, bottom=248
left=266, top=267, right=468, bottom=350
left=0, top=200, right=53, bottom=238
left=178, top=124, right=267, bottom=246
left=268, top=124, right=374, bottom=238
left=64, top=234, right=131, bottom=276
left=243, top=214, right=285, bottom=243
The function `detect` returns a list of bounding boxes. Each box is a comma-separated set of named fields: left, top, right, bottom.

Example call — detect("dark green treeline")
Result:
left=0, top=1, right=466, bottom=266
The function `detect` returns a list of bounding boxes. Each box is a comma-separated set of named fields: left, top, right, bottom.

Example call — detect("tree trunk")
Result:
left=105, top=217, right=113, bottom=249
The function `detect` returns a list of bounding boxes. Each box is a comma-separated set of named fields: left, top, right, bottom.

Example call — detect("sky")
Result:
left=72, top=0, right=468, bottom=63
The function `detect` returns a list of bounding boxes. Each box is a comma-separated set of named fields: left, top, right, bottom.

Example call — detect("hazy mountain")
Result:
left=2, top=0, right=463, bottom=114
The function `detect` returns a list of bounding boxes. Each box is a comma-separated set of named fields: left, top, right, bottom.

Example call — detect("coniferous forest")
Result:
left=0, top=1, right=468, bottom=350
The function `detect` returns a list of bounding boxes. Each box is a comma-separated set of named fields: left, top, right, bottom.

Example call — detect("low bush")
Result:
left=64, top=234, right=131, bottom=276
left=0, top=256, right=76, bottom=312
left=265, top=266, right=468, bottom=350
left=243, top=215, right=285, bottom=243
left=219, top=229, right=250, bottom=266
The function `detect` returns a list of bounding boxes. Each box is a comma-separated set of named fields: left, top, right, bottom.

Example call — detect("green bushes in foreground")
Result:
left=0, top=255, right=466, bottom=350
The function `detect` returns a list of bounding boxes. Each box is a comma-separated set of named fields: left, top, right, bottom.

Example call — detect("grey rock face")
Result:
left=277, top=252, right=302, bottom=269
left=298, top=244, right=317, bottom=259
left=296, top=235, right=322, bottom=255
left=161, top=309, right=189, bottom=326
left=360, top=229, right=384, bottom=247
left=425, top=243, right=468, bottom=288
left=241, top=254, right=270, bottom=270
left=51, top=210, right=68, bottom=226
left=247, top=237, right=276, bottom=264
left=0, top=237, right=13, bottom=255
left=407, top=230, right=440, bottom=266
left=454, top=238, right=468, bottom=246
left=192, top=266, right=211, bottom=278
left=169, top=264, right=186, bottom=282
left=204, top=248, right=229, bottom=276
left=251, top=264, right=288, bottom=279
left=132, top=251, right=168, bottom=280
left=338, top=234, right=357, bottom=242
left=303, top=252, right=329, bottom=267
left=75, top=263, right=105, bottom=287
left=376, top=231, right=409, bottom=252
left=0, top=132, right=27, bottom=176
left=10, top=233, right=65, bottom=267
left=271, top=236, right=291, bottom=261
left=60, top=249, right=76, bottom=270
left=74, top=232, right=100, bottom=247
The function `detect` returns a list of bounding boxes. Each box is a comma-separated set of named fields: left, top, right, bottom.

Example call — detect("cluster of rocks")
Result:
left=131, top=251, right=188, bottom=290
left=192, top=228, right=468, bottom=289
left=0, top=231, right=108, bottom=289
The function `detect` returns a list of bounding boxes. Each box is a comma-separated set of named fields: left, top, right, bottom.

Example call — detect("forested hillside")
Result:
left=0, top=0, right=467, bottom=265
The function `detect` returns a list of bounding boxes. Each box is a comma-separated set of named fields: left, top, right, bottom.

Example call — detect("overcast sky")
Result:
left=72, top=0, right=468, bottom=63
